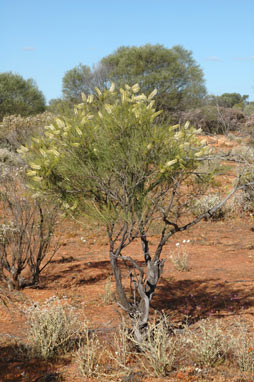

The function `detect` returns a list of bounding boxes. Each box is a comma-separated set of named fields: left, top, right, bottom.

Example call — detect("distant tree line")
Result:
left=0, top=44, right=253, bottom=123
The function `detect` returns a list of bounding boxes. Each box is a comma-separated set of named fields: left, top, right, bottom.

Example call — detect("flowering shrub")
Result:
left=18, top=82, right=217, bottom=334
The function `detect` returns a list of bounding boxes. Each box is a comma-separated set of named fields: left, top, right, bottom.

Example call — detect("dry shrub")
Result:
left=182, top=319, right=228, bottom=367
left=170, top=241, right=190, bottom=272
left=102, top=276, right=114, bottom=304
left=181, top=106, right=245, bottom=135
left=0, top=112, right=53, bottom=150
left=108, top=319, right=135, bottom=375
left=76, top=330, right=103, bottom=378
left=232, top=145, right=254, bottom=163
left=191, top=194, right=225, bottom=220
left=0, top=167, right=60, bottom=290
left=126, top=314, right=180, bottom=377
left=0, top=148, right=23, bottom=167
left=231, top=190, right=254, bottom=214
left=229, top=320, right=254, bottom=375
left=23, top=296, right=83, bottom=359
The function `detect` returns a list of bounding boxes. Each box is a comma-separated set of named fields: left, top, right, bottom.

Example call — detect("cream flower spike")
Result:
left=81, top=92, right=87, bottom=102
left=132, top=83, right=140, bottom=93
left=148, top=88, right=158, bottom=100
left=109, top=82, right=115, bottom=93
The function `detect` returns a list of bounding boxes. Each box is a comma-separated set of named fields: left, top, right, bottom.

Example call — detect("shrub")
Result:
left=76, top=330, right=103, bottom=378
left=0, top=167, right=60, bottom=289
left=0, top=112, right=53, bottom=150
left=229, top=320, right=254, bottom=375
left=127, top=314, right=180, bottom=377
left=170, top=240, right=190, bottom=272
left=20, top=83, right=215, bottom=335
left=23, top=296, right=83, bottom=359
left=232, top=190, right=254, bottom=214
left=191, top=194, right=225, bottom=220
left=0, top=148, right=23, bottom=167
left=232, top=145, right=254, bottom=163
left=183, top=319, right=228, bottom=367
left=182, top=106, right=245, bottom=135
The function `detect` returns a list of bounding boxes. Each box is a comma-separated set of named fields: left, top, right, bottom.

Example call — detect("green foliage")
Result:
left=47, top=98, right=74, bottom=117
left=21, top=83, right=210, bottom=228
left=101, top=44, right=207, bottom=112
left=207, top=93, right=249, bottom=109
left=62, top=64, right=94, bottom=103
left=0, top=72, right=46, bottom=121
left=62, top=45, right=206, bottom=113
left=244, top=102, right=254, bottom=116
left=62, top=63, right=109, bottom=104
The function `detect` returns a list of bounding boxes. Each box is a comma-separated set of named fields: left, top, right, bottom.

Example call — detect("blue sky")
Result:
left=1, top=0, right=253, bottom=103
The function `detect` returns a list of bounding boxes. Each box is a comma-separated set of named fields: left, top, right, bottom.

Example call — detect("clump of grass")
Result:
left=127, top=314, right=180, bottom=377
left=231, top=190, right=254, bottom=214
left=183, top=319, right=228, bottom=367
left=23, top=296, right=83, bottom=359
left=170, top=240, right=190, bottom=272
left=108, top=319, right=135, bottom=376
left=76, top=330, right=103, bottom=378
left=102, top=276, right=114, bottom=304
left=229, top=320, right=254, bottom=375
left=191, top=194, right=225, bottom=220
left=232, top=145, right=254, bottom=164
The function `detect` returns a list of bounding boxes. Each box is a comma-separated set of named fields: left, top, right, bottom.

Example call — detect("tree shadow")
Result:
left=0, top=342, right=67, bottom=382
left=39, top=258, right=145, bottom=288
left=153, top=277, right=254, bottom=324
left=39, top=259, right=114, bottom=288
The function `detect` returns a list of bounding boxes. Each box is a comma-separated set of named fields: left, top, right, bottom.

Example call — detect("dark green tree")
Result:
left=207, top=93, right=249, bottom=109
left=101, top=44, right=207, bottom=112
left=47, top=97, right=74, bottom=117
left=62, top=64, right=93, bottom=102
left=0, top=72, right=46, bottom=121
left=62, top=63, right=110, bottom=103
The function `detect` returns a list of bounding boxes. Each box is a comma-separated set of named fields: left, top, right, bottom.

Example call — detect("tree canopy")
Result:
left=101, top=44, right=207, bottom=111
left=62, top=64, right=94, bottom=102
left=0, top=72, right=46, bottom=120
left=207, top=92, right=249, bottom=109
left=61, top=44, right=207, bottom=113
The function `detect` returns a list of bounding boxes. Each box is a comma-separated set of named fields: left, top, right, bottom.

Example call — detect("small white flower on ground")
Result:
left=176, top=242, right=180, bottom=247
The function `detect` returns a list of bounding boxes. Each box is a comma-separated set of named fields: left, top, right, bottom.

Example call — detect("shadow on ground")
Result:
left=0, top=342, right=66, bottom=382
left=154, top=277, right=254, bottom=323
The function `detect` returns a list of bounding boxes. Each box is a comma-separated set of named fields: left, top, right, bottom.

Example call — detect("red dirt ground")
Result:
left=1, top=215, right=254, bottom=382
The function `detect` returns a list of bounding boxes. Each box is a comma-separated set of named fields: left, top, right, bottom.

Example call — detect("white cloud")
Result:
left=232, top=56, right=254, bottom=61
left=206, top=56, right=223, bottom=62
left=23, top=46, right=36, bottom=52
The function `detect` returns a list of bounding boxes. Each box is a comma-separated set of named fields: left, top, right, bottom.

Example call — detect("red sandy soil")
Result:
left=1, top=215, right=254, bottom=382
